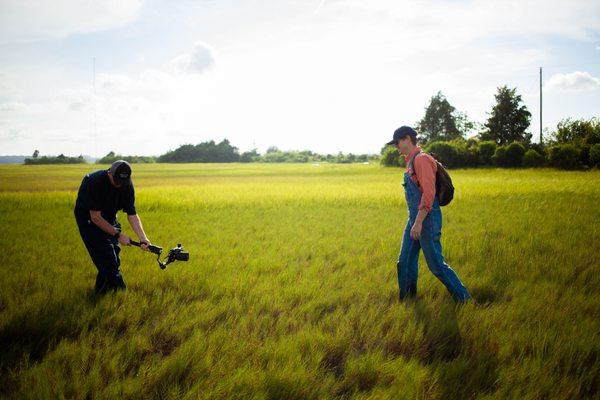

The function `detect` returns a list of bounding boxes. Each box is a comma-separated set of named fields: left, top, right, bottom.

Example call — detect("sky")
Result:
left=0, top=0, right=599, bottom=157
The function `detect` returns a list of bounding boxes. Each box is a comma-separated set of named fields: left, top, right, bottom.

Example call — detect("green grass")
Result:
left=0, top=163, right=598, bottom=399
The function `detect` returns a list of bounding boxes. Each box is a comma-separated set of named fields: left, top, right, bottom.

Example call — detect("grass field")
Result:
left=0, top=163, right=598, bottom=399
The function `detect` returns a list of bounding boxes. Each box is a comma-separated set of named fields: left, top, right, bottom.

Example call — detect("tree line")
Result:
left=157, top=141, right=378, bottom=164
left=25, top=140, right=379, bottom=165
left=24, top=150, right=86, bottom=165
left=380, top=86, right=599, bottom=170
left=24, top=84, right=599, bottom=169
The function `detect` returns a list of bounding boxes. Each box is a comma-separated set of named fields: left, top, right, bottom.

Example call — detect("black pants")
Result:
left=75, top=212, right=126, bottom=294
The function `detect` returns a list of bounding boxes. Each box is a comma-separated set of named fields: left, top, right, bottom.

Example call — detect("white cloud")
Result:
left=0, top=40, right=225, bottom=156
left=168, top=42, right=217, bottom=75
left=545, top=71, right=600, bottom=92
left=0, top=0, right=143, bottom=43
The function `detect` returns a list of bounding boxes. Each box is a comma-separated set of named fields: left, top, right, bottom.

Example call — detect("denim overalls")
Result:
left=397, top=151, right=471, bottom=302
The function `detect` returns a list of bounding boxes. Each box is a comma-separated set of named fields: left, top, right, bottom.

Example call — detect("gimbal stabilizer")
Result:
left=130, top=240, right=189, bottom=269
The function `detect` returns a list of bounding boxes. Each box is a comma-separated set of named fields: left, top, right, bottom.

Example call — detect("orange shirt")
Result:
left=405, top=146, right=437, bottom=212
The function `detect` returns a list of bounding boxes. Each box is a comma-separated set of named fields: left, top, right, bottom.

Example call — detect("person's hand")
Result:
left=118, top=233, right=131, bottom=246
left=140, top=239, right=151, bottom=252
left=410, top=221, right=422, bottom=240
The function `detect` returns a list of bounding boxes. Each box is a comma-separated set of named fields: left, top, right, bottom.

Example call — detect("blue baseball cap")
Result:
left=386, top=126, right=417, bottom=145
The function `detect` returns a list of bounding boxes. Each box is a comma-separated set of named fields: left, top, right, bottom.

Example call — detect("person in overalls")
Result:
left=74, top=160, right=153, bottom=294
left=386, top=126, right=471, bottom=303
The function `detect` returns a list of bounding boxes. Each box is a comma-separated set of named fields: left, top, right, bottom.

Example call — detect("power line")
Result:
left=93, top=57, right=97, bottom=159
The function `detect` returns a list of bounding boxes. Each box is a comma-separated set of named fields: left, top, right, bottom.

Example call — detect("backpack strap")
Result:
left=408, top=150, right=422, bottom=174
left=407, top=150, right=422, bottom=188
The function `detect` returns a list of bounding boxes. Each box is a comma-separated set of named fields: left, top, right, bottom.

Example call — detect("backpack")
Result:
left=408, top=151, right=454, bottom=207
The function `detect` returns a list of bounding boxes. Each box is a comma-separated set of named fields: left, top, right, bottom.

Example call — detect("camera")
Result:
left=165, top=244, right=189, bottom=264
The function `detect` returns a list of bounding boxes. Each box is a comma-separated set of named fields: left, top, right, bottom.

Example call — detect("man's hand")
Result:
left=410, top=221, right=422, bottom=240
left=410, top=209, right=428, bottom=241
left=118, top=233, right=131, bottom=246
left=140, top=239, right=151, bottom=252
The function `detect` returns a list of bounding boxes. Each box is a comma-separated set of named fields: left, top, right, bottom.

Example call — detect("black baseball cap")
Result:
left=386, top=126, right=417, bottom=145
left=109, top=160, right=132, bottom=186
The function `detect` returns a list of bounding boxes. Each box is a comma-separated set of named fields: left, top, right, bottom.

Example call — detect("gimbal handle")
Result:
left=130, top=240, right=163, bottom=255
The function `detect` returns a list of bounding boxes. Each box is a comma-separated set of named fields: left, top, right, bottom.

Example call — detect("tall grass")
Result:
left=0, top=164, right=598, bottom=399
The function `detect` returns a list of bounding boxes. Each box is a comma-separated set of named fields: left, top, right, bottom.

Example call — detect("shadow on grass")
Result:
left=411, top=299, right=500, bottom=399
left=469, top=275, right=511, bottom=306
left=0, top=287, right=108, bottom=391
left=411, top=300, right=463, bottom=363
left=470, top=285, right=503, bottom=305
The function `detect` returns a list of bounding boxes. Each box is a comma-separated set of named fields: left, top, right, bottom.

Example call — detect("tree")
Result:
left=416, top=91, right=472, bottom=143
left=589, top=144, right=600, bottom=168
left=477, top=141, right=497, bottom=165
left=158, top=139, right=240, bottom=163
left=32, top=150, right=39, bottom=158
left=454, top=111, right=478, bottom=138
left=549, top=118, right=600, bottom=166
left=240, top=149, right=260, bottom=163
left=380, top=146, right=402, bottom=167
left=97, top=151, right=156, bottom=164
left=492, top=142, right=525, bottom=168
left=547, top=144, right=581, bottom=170
left=523, top=149, right=545, bottom=167
left=24, top=154, right=86, bottom=165
left=480, top=86, right=532, bottom=145
left=504, top=142, right=525, bottom=167
left=424, top=139, right=478, bottom=168
left=550, top=118, right=600, bottom=146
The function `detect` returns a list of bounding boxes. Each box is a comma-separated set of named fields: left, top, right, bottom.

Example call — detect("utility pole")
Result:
left=539, top=66, right=543, bottom=145
left=93, top=57, right=97, bottom=159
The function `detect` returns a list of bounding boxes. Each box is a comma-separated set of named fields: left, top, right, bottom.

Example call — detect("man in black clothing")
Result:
left=74, top=160, right=152, bottom=294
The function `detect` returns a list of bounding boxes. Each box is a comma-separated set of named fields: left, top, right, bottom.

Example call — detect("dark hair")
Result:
left=399, top=134, right=417, bottom=146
